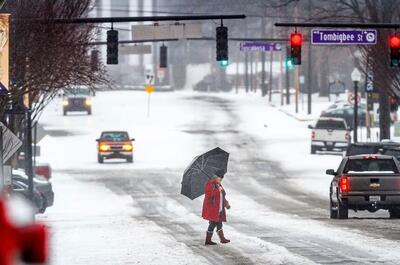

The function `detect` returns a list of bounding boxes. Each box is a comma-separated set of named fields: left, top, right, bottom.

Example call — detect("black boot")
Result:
left=205, top=231, right=217, bottom=245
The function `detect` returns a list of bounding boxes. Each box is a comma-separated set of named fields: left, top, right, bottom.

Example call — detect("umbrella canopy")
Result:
left=181, top=147, right=229, bottom=200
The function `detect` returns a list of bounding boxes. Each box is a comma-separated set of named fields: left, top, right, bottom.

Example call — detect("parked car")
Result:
left=321, top=105, right=366, bottom=129
left=12, top=169, right=54, bottom=213
left=346, top=141, right=400, bottom=158
left=12, top=180, right=44, bottom=214
left=34, top=163, right=52, bottom=180
left=327, top=154, right=400, bottom=219
left=308, top=117, right=351, bottom=154
left=96, top=131, right=135, bottom=163
left=63, top=85, right=93, bottom=115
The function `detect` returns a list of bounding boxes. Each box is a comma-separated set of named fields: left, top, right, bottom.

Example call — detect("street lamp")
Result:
left=351, top=68, right=362, bottom=143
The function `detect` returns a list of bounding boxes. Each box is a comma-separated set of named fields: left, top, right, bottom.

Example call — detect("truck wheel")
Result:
left=88, top=109, right=92, bottom=115
left=98, top=155, right=104, bottom=164
left=389, top=209, right=400, bottom=219
left=338, top=201, right=348, bottom=219
left=330, top=199, right=338, bottom=219
left=63, top=110, right=67, bottom=116
left=127, top=156, right=133, bottom=163
left=311, top=146, right=317, bottom=154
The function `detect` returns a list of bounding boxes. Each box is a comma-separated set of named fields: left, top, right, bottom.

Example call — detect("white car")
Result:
left=308, top=117, right=351, bottom=154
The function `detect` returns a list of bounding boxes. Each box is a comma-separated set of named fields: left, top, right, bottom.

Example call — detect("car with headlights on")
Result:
left=63, top=85, right=92, bottom=115
left=96, top=131, right=135, bottom=163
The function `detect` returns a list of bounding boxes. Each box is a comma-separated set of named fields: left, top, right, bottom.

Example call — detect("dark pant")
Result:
left=207, top=213, right=223, bottom=232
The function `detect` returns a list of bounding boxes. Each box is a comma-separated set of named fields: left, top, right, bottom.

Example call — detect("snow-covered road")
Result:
left=37, top=91, right=400, bottom=264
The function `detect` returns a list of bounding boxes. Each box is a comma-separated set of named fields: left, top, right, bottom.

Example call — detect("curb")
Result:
left=269, top=103, right=315, bottom=122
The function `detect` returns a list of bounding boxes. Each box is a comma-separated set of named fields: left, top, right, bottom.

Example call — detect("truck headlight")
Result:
left=63, top=100, right=69, bottom=106
left=85, top=99, right=92, bottom=106
left=122, top=144, right=133, bottom=151
left=99, top=144, right=110, bottom=152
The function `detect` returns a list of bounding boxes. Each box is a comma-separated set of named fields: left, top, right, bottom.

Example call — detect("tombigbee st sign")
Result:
left=312, top=29, right=377, bottom=45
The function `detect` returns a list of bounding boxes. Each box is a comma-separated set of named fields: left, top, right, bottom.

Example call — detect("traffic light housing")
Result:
left=390, top=97, right=399, bottom=112
left=290, top=32, right=302, bottom=65
left=107, top=30, right=118, bottom=64
left=389, top=34, right=400, bottom=67
left=91, top=50, right=99, bottom=71
left=216, top=26, right=228, bottom=62
left=160, top=45, right=167, bottom=68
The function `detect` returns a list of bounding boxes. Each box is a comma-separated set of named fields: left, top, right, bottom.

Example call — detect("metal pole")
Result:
left=295, top=66, right=300, bottom=113
left=353, top=81, right=358, bottom=143
left=25, top=110, right=34, bottom=199
left=0, top=129, right=3, bottom=191
left=285, top=46, right=290, bottom=105
left=307, top=0, right=312, bottom=114
left=147, top=93, right=151, bottom=117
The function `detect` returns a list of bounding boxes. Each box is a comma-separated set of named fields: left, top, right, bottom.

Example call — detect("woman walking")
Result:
left=202, top=170, right=231, bottom=245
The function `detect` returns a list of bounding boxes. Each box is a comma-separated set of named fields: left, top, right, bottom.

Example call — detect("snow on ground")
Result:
left=36, top=89, right=400, bottom=264
left=38, top=172, right=210, bottom=265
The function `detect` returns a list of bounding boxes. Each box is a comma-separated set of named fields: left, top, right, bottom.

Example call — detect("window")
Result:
left=101, top=132, right=129, bottom=142
left=315, top=119, right=347, bottom=130
left=344, top=159, right=399, bottom=173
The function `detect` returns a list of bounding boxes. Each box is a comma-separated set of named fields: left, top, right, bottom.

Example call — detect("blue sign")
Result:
left=240, top=42, right=282, bottom=51
left=312, top=29, right=377, bottom=45
left=0, top=82, right=7, bottom=96
left=366, top=66, right=374, bottom=93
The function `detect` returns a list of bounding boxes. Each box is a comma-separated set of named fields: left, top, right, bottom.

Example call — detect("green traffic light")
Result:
left=285, top=57, right=294, bottom=70
left=219, top=60, right=229, bottom=68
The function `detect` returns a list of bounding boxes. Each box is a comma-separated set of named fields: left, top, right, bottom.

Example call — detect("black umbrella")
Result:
left=181, top=147, right=229, bottom=200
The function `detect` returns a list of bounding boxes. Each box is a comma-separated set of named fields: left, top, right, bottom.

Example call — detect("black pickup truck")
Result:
left=327, top=154, right=400, bottom=219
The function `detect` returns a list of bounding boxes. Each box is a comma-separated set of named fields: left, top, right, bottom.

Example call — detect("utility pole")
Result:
left=261, top=16, right=266, bottom=97
left=285, top=46, right=290, bottom=105
left=307, top=0, right=312, bottom=114
left=268, top=22, right=274, bottom=101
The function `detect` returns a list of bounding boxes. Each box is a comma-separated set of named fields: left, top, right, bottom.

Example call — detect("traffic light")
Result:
left=216, top=26, right=228, bottom=62
left=389, top=34, right=400, bottom=67
left=290, top=32, right=302, bottom=65
left=285, top=56, right=294, bottom=70
left=390, top=97, right=399, bottom=112
left=219, top=60, right=229, bottom=68
left=91, top=50, right=99, bottom=71
left=107, top=29, right=118, bottom=64
left=160, top=45, right=167, bottom=68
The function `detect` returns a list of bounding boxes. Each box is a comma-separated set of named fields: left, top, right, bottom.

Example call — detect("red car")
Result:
left=96, top=131, right=135, bottom=163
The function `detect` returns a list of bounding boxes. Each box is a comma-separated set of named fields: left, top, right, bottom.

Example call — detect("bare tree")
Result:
left=4, top=0, right=108, bottom=127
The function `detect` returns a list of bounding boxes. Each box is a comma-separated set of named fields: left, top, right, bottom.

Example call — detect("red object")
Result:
left=363, top=155, right=378, bottom=160
left=202, top=180, right=227, bottom=222
left=0, top=197, right=48, bottom=265
left=311, top=131, right=315, bottom=140
left=290, top=32, right=303, bottom=47
left=34, top=164, right=52, bottom=180
left=389, top=34, right=400, bottom=48
left=339, top=175, right=350, bottom=193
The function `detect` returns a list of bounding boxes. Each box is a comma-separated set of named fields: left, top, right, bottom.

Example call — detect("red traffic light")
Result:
left=389, top=34, right=400, bottom=48
left=290, top=33, right=303, bottom=47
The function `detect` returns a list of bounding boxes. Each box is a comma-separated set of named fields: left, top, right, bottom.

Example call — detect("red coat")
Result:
left=202, top=180, right=228, bottom=222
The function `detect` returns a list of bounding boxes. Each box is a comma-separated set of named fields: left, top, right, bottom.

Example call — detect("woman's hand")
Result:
left=225, top=202, right=231, bottom=210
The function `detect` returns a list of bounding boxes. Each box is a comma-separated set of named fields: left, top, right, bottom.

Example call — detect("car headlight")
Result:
left=122, top=144, right=133, bottom=151
left=85, top=99, right=92, bottom=106
left=99, top=144, right=110, bottom=152
left=63, top=100, right=69, bottom=106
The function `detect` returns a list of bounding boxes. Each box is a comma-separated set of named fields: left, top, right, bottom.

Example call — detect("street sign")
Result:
left=366, top=67, right=374, bottom=92
left=132, top=23, right=202, bottom=41
left=145, top=85, right=154, bottom=94
left=240, top=42, right=282, bottom=52
left=312, top=29, right=377, bottom=45
left=0, top=122, right=23, bottom=163
left=348, top=93, right=361, bottom=105
left=120, top=45, right=152, bottom=55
